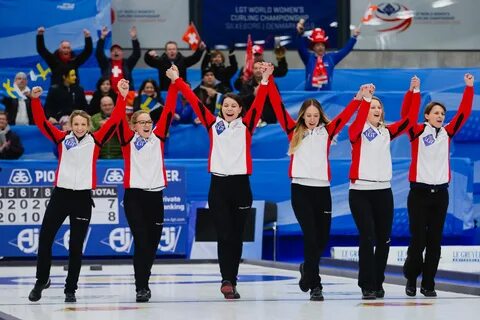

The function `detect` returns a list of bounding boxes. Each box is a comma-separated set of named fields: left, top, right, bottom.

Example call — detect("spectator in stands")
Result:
left=348, top=78, right=420, bottom=300
left=404, top=74, right=474, bottom=298
left=0, top=111, right=24, bottom=159
left=167, top=63, right=273, bottom=300
left=173, top=83, right=197, bottom=125
left=267, top=79, right=368, bottom=301
left=96, top=26, right=140, bottom=92
left=88, top=77, right=117, bottom=115
left=193, top=67, right=231, bottom=115
left=234, top=44, right=288, bottom=91
left=1, top=72, right=34, bottom=125
left=36, top=26, right=92, bottom=86
left=133, top=79, right=164, bottom=123
left=91, top=96, right=122, bottom=159
left=45, top=68, right=88, bottom=123
left=239, top=61, right=278, bottom=126
left=201, top=48, right=237, bottom=91
left=144, top=40, right=206, bottom=91
left=296, top=20, right=360, bottom=91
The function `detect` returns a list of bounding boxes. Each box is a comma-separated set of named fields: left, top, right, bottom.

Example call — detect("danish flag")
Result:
left=182, top=22, right=201, bottom=50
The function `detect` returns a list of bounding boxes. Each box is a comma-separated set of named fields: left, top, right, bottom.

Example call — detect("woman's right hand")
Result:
left=360, top=83, right=375, bottom=100
left=166, top=65, right=180, bottom=82
left=31, top=86, right=43, bottom=99
left=117, top=79, right=130, bottom=98
left=465, top=73, right=474, bottom=87
left=410, top=76, right=420, bottom=91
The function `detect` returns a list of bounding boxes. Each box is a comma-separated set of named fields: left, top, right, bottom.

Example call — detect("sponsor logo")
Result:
left=64, top=137, right=78, bottom=150
left=8, top=228, right=40, bottom=254
left=215, top=121, right=226, bottom=135
left=165, top=170, right=181, bottom=182
left=56, top=2, right=75, bottom=10
left=54, top=227, right=91, bottom=254
left=159, top=226, right=182, bottom=253
left=102, top=228, right=133, bottom=253
left=8, top=169, right=33, bottom=185
left=103, top=168, right=124, bottom=184
left=422, top=133, right=435, bottom=146
left=363, top=127, right=378, bottom=142
left=134, top=136, right=147, bottom=150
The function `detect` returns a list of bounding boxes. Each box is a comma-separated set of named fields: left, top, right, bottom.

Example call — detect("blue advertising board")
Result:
left=0, top=160, right=187, bottom=257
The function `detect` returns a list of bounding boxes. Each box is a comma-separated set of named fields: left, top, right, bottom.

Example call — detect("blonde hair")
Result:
left=288, top=99, right=330, bottom=155
left=130, top=110, right=150, bottom=125
left=371, top=96, right=385, bottom=128
left=69, top=110, right=92, bottom=131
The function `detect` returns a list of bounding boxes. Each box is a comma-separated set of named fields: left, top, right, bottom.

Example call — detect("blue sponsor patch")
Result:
left=422, top=134, right=435, bottom=146
left=363, top=127, right=378, bottom=141
left=134, top=137, right=147, bottom=150
left=215, top=121, right=226, bottom=135
left=64, top=137, right=77, bottom=150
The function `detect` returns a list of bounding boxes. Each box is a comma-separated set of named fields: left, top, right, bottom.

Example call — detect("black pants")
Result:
left=403, top=187, right=449, bottom=290
left=35, top=187, right=93, bottom=293
left=349, top=188, right=394, bottom=291
left=124, top=188, right=164, bottom=291
left=291, top=183, right=332, bottom=290
left=208, top=174, right=252, bottom=286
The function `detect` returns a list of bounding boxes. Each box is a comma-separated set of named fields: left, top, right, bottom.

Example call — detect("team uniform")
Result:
left=348, top=89, right=420, bottom=296
left=117, top=84, right=178, bottom=298
left=173, top=77, right=268, bottom=297
left=30, top=95, right=125, bottom=299
left=268, top=81, right=366, bottom=295
left=403, top=85, right=474, bottom=292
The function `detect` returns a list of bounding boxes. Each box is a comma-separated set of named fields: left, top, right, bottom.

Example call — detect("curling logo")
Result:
left=375, top=3, right=413, bottom=33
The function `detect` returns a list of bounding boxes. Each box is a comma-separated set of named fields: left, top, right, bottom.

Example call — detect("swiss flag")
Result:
left=182, top=22, right=201, bottom=50
left=243, top=34, right=254, bottom=82
left=361, top=4, right=378, bottom=23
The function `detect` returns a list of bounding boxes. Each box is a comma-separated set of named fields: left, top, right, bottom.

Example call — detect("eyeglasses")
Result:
left=135, top=120, right=153, bottom=126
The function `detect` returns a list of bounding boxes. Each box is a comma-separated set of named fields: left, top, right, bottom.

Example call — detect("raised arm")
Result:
left=153, top=83, right=179, bottom=140
left=326, top=95, right=363, bottom=138
left=95, top=27, right=109, bottom=67
left=75, top=29, right=93, bottom=66
left=168, top=65, right=216, bottom=128
left=127, top=26, right=141, bottom=69
left=267, top=79, right=296, bottom=138
left=387, top=77, right=421, bottom=140
left=330, top=36, right=357, bottom=66
left=445, top=73, right=475, bottom=137
left=93, top=79, right=128, bottom=145
left=349, top=84, right=374, bottom=143
left=295, top=20, right=309, bottom=66
left=184, top=42, right=206, bottom=67
left=36, top=27, right=56, bottom=68
left=30, top=87, right=65, bottom=144
left=244, top=62, right=273, bottom=134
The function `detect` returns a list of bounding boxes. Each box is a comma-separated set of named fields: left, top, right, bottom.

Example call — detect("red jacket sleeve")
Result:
left=386, top=90, right=420, bottom=140
left=445, top=86, right=474, bottom=137
left=173, top=78, right=216, bottom=129
left=93, top=95, right=126, bottom=146
left=243, top=79, right=269, bottom=134
left=31, top=98, right=66, bottom=144
left=326, top=99, right=362, bottom=138
left=348, top=97, right=371, bottom=143
left=153, top=83, right=179, bottom=139
left=267, top=80, right=296, bottom=140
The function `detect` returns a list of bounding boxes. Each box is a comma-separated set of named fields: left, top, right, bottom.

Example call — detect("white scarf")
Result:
left=0, top=124, right=10, bottom=145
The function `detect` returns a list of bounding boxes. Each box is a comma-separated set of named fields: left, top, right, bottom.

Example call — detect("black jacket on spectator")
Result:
left=239, top=79, right=278, bottom=124
left=1, top=96, right=34, bottom=125
left=45, top=84, right=88, bottom=120
left=0, top=130, right=24, bottom=159
left=144, top=50, right=204, bottom=91
left=234, top=56, right=288, bottom=91
left=96, top=38, right=141, bottom=91
left=36, top=34, right=93, bottom=86
left=201, top=51, right=238, bottom=91
left=193, top=82, right=231, bottom=115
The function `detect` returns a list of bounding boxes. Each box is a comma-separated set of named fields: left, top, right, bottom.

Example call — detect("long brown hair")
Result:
left=288, top=99, right=329, bottom=155
left=370, top=96, right=385, bottom=128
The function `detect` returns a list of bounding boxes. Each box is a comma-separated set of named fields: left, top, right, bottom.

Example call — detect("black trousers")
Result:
left=349, top=188, right=394, bottom=291
left=124, top=188, right=164, bottom=291
left=208, top=174, right=252, bottom=286
left=403, top=187, right=449, bottom=290
left=35, top=187, right=93, bottom=293
left=291, top=183, right=332, bottom=290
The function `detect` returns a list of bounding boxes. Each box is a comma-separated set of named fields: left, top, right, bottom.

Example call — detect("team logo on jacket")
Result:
left=64, top=137, right=78, bottom=150
left=215, top=121, right=226, bottom=135
left=423, top=134, right=435, bottom=146
left=363, top=127, right=378, bottom=141
left=134, top=136, right=147, bottom=150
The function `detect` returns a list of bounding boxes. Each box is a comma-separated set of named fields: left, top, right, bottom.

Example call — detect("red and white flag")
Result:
left=243, top=34, right=253, bottom=82
left=182, top=22, right=201, bottom=50
left=361, top=3, right=378, bottom=23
